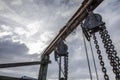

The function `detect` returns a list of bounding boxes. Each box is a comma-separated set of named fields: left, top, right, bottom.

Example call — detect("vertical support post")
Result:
left=38, top=55, right=50, bottom=80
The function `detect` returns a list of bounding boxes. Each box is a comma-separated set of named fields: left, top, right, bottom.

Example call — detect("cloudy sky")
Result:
left=0, top=0, right=120, bottom=80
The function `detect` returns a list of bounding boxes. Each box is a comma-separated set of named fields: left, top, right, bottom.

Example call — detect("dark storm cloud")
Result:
left=0, top=40, right=40, bottom=63
left=0, top=40, right=28, bottom=62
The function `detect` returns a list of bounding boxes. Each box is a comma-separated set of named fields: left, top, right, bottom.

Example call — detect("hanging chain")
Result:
left=93, top=34, right=109, bottom=80
left=82, top=11, right=120, bottom=80
left=59, top=57, right=62, bottom=80
left=99, top=26, right=120, bottom=79
left=64, top=54, right=68, bottom=80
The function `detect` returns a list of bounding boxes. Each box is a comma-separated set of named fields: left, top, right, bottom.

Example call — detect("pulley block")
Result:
left=84, top=12, right=105, bottom=34
left=81, top=12, right=106, bottom=41
left=54, top=41, right=68, bottom=57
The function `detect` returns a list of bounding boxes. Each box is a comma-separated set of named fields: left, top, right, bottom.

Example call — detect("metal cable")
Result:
left=82, top=31, right=93, bottom=80
left=89, top=39, right=99, bottom=80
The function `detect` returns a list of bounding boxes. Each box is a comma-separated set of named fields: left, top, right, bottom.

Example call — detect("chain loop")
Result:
left=99, top=26, right=120, bottom=79
left=64, top=54, right=68, bottom=80
left=93, top=34, right=109, bottom=80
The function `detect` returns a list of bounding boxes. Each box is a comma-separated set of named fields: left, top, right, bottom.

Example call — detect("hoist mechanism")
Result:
left=38, top=0, right=104, bottom=80
left=54, top=40, right=69, bottom=80
left=81, top=11, right=105, bottom=41
left=54, top=40, right=68, bottom=57
left=81, top=11, right=120, bottom=80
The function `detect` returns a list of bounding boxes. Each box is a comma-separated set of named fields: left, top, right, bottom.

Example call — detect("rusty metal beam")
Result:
left=0, top=61, right=50, bottom=68
left=42, top=0, right=104, bottom=56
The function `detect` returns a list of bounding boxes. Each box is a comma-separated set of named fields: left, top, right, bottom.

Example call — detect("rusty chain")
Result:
left=64, top=54, right=68, bottom=80
left=93, top=34, right=109, bottom=80
left=99, top=26, right=120, bottom=79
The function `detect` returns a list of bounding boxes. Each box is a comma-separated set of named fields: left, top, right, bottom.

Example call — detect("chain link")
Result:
left=64, top=54, right=68, bottom=80
left=93, top=34, right=109, bottom=80
left=99, top=26, right=120, bottom=79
